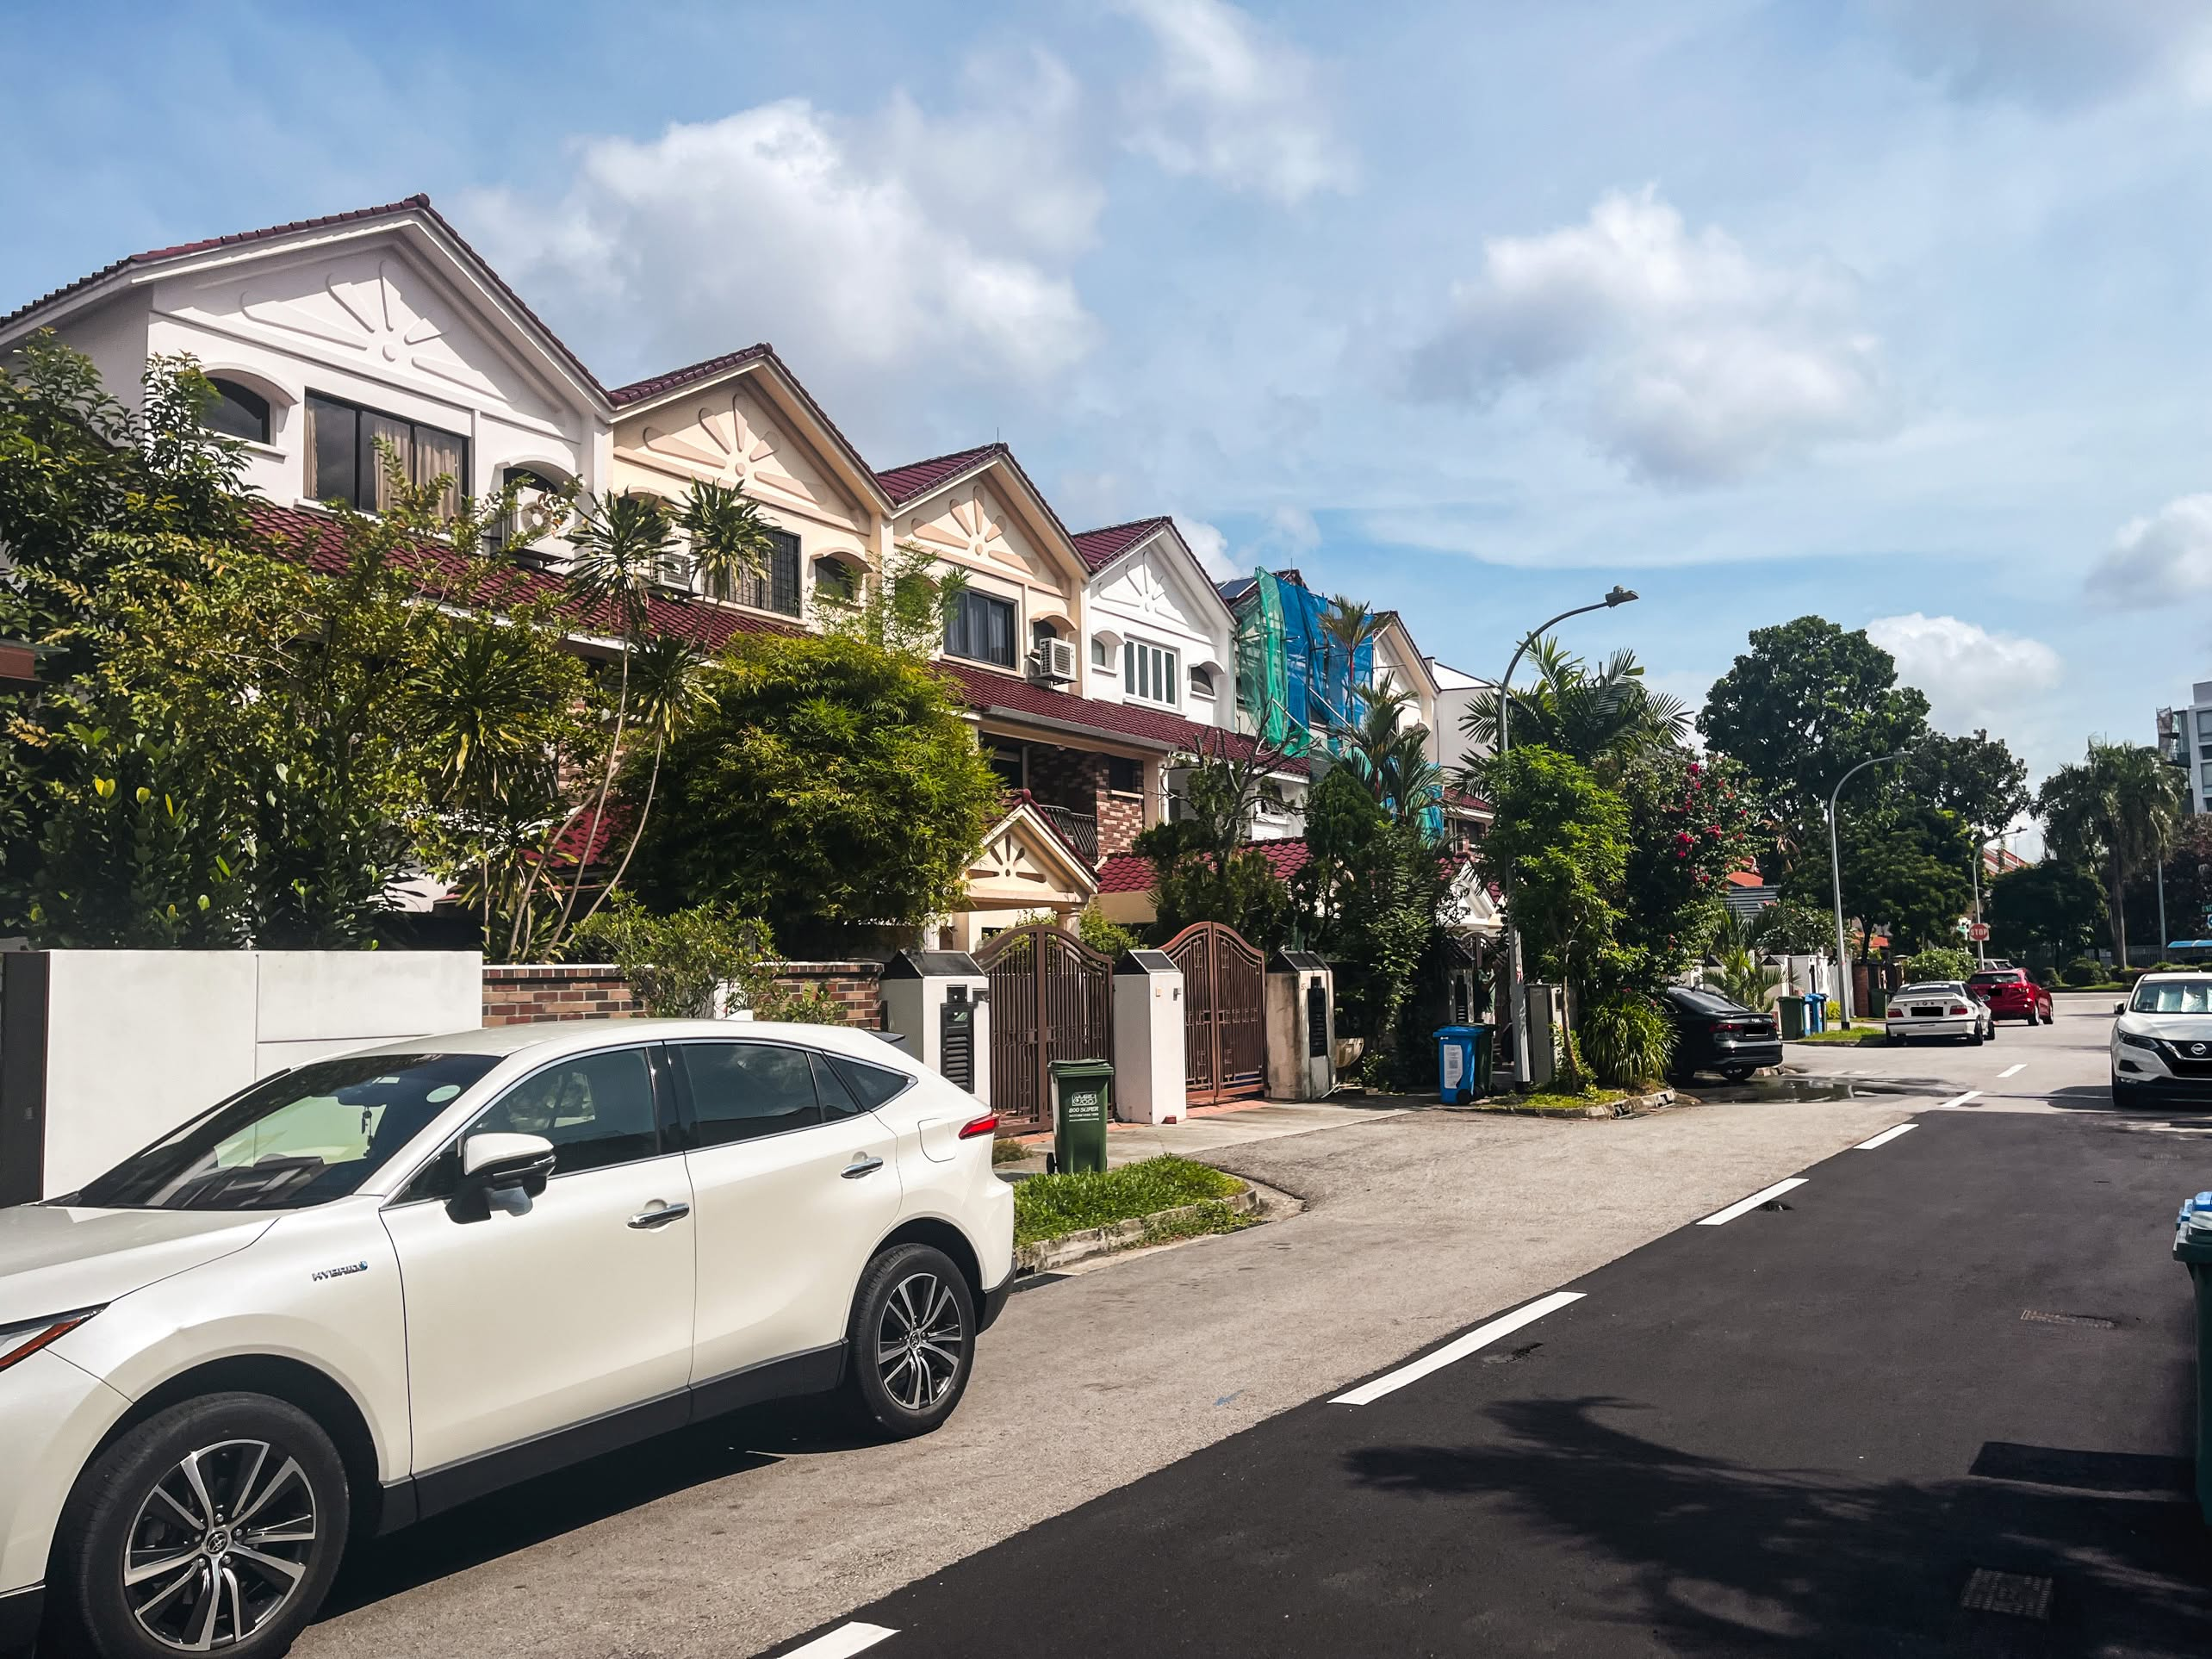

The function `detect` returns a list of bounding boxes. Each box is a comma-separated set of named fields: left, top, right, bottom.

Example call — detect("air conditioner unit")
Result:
left=656, top=552, right=696, bottom=591
left=1031, top=637, right=1078, bottom=684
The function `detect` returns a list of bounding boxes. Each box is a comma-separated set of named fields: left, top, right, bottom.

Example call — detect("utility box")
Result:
left=1267, top=950, right=1335, bottom=1101
left=1113, top=948, right=1186, bottom=1124
left=1525, top=981, right=1566, bottom=1090
left=879, top=950, right=990, bottom=1105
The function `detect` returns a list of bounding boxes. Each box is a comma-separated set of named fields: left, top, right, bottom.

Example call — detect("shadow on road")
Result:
left=1344, top=1397, right=2212, bottom=1655
left=320, top=1395, right=866, bottom=1619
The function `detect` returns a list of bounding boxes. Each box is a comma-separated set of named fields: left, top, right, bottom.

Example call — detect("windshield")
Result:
left=1968, top=972, right=2022, bottom=985
left=76, top=1053, right=500, bottom=1211
left=2132, top=979, right=2212, bottom=1016
left=1898, top=984, right=1961, bottom=997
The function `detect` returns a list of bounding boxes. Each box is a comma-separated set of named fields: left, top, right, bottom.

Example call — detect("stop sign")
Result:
left=1968, top=922, right=1991, bottom=941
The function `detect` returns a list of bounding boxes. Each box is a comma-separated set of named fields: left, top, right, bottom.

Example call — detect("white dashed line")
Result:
left=782, top=1624, right=898, bottom=1658
left=1697, top=1177, right=1808, bottom=1226
left=1936, top=1090, right=1981, bottom=1109
left=1998, top=1064, right=2024, bottom=1079
left=1854, top=1123, right=1917, bottom=1150
left=1332, top=1291, right=1586, bottom=1406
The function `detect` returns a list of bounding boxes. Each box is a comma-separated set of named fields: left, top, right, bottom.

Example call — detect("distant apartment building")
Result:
left=2158, top=682, right=2212, bottom=816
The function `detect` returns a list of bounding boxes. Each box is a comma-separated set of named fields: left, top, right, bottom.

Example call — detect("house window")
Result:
left=1189, top=664, right=1215, bottom=698
left=1091, top=636, right=1111, bottom=669
left=494, top=465, right=568, bottom=554
left=709, top=525, right=801, bottom=616
left=205, top=378, right=270, bottom=444
left=306, top=392, right=469, bottom=515
left=812, top=556, right=859, bottom=604
left=1125, top=640, right=1178, bottom=705
left=945, top=589, right=1017, bottom=667
left=1108, top=756, right=1141, bottom=794
left=988, top=744, right=1025, bottom=791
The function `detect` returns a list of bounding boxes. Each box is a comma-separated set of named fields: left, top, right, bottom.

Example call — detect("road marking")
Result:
left=782, top=1625, right=898, bottom=1658
left=1998, top=1064, right=2024, bottom=1078
left=1854, top=1123, right=1917, bottom=1150
left=1332, top=1291, right=1585, bottom=1406
left=1936, top=1090, right=1981, bottom=1109
left=1697, top=1177, right=1808, bottom=1226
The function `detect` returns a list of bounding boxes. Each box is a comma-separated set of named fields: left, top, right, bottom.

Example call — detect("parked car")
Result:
left=0, top=1020, right=1013, bottom=1658
left=1967, top=966, right=2053, bottom=1025
left=2111, top=972, right=2212, bottom=1109
left=1660, top=986, right=1783, bottom=1083
left=1886, top=980, right=1995, bottom=1044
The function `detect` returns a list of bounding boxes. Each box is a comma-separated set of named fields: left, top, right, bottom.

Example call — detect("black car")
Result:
left=1661, top=985, right=1783, bottom=1083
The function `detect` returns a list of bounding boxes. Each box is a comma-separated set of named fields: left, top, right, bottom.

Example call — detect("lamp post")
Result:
left=1496, top=584, right=1638, bottom=1086
left=1829, top=751, right=1907, bottom=1025
left=1971, top=831, right=1987, bottom=967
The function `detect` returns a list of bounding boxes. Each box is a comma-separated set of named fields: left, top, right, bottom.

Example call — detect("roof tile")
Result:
left=1070, top=516, right=1171, bottom=573
left=874, top=443, right=1005, bottom=506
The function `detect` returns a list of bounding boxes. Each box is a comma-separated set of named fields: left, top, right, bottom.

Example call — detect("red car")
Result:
left=1968, top=966, right=2052, bottom=1024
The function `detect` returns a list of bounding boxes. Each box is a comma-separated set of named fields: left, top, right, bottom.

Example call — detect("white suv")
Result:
left=2112, top=972, right=2212, bottom=1109
left=0, top=1020, right=1013, bottom=1658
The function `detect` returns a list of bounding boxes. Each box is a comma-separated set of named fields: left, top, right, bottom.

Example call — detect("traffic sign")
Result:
left=1968, top=922, right=1991, bottom=941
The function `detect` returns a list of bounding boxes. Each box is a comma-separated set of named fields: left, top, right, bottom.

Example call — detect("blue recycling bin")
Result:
left=2175, top=1193, right=2212, bottom=1523
left=1437, top=1025, right=1490, bottom=1104
left=1805, top=991, right=1827, bottom=1034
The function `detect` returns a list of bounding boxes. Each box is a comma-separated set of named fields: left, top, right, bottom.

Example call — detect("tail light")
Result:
left=957, top=1113, right=998, bottom=1140
left=1948, top=1003, right=1968, bottom=1016
left=1886, top=1005, right=1904, bottom=1019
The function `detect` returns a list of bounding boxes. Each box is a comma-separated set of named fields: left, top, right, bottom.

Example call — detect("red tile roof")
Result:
left=245, top=501, right=803, bottom=651
left=993, top=790, right=1095, bottom=869
left=945, top=661, right=1302, bottom=770
left=3, top=195, right=611, bottom=401
left=1097, top=836, right=1312, bottom=896
left=874, top=443, right=1005, bottom=506
left=1070, top=516, right=1171, bottom=573
left=606, top=344, right=772, bottom=407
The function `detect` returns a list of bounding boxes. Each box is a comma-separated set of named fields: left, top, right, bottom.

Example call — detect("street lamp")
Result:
left=1829, top=751, right=1907, bottom=1025
left=1496, top=585, right=1638, bottom=1086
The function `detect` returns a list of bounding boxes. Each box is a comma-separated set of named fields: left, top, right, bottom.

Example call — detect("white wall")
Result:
left=38, top=950, right=482, bottom=1197
left=1084, top=531, right=1237, bottom=728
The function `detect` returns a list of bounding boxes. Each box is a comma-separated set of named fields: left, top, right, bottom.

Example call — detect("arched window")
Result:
left=206, top=378, right=270, bottom=444
left=1189, top=664, right=1215, bottom=697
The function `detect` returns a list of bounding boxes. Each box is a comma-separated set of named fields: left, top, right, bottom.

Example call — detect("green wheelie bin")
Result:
left=1049, top=1059, right=1114, bottom=1175
left=2175, top=1191, right=2212, bottom=1524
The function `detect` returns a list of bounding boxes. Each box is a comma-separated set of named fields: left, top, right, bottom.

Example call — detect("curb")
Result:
left=1440, top=1086, right=1676, bottom=1120
left=1015, top=1184, right=1260, bottom=1274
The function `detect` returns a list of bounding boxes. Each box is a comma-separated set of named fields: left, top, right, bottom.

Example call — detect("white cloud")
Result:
left=1115, top=0, right=1355, bottom=202
left=1863, top=0, right=2212, bottom=108
left=459, top=75, right=1100, bottom=392
left=1177, top=514, right=1238, bottom=579
left=2088, top=493, right=2212, bottom=605
left=1266, top=506, right=1320, bottom=550
left=1405, top=188, right=1898, bottom=485
left=1866, top=612, right=2062, bottom=731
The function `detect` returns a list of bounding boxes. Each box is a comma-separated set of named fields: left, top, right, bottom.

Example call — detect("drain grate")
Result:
left=1480, top=1342, right=1544, bottom=1366
left=2020, top=1309, right=2116, bottom=1330
left=1759, top=1199, right=1793, bottom=1212
left=1959, top=1568, right=2054, bottom=1621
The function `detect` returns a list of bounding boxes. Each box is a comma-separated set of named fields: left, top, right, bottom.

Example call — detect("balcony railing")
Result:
left=1036, top=802, right=1098, bottom=865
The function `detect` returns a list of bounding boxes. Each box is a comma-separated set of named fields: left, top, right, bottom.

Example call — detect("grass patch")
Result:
left=1473, top=1084, right=1628, bottom=1114
left=1012, top=1155, right=1245, bottom=1247
left=1137, top=1199, right=1259, bottom=1247
left=991, top=1137, right=1031, bottom=1166
left=1793, top=1024, right=1890, bottom=1045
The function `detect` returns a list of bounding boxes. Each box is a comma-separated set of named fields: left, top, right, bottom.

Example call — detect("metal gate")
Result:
left=973, top=923, right=1115, bottom=1132
left=1162, top=922, right=1267, bottom=1103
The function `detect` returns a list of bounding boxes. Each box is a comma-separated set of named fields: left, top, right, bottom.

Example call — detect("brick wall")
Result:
left=1024, top=743, right=1149, bottom=861
left=482, top=962, right=881, bottom=1028
left=1097, top=789, right=1145, bottom=857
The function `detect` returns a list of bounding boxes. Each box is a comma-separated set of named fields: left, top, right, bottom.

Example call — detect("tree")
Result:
left=1477, top=745, right=1628, bottom=1085
left=2037, top=740, right=2191, bottom=965
left=1608, top=751, right=1765, bottom=993
left=1699, top=616, right=1930, bottom=834
left=1781, top=799, right=1973, bottom=960
left=1754, top=898, right=1835, bottom=957
left=1910, top=729, right=2029, bottom=840
left=624, top=631, right=1003, bottom=954
left=1133, top=731, right=1296, bottom=952
left=1986, top=860, right=2106, bottom=966
left=1459, top=637, right=1688, bottom=780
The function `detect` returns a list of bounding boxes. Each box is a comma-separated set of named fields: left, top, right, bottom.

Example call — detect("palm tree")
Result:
left=2037, top=740, right=2190, bottom=967
left=1457, top=636, right=1687, bottom=786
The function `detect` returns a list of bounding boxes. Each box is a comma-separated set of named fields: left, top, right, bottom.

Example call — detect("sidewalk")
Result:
left=1010, top=1097, right=1410, bottom=1169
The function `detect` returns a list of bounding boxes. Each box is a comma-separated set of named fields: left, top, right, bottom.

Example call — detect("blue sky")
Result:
left=7, top=0, right=2212, bottom=822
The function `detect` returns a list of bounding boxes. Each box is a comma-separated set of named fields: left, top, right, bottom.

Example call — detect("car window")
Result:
left=1898, top=984, right=1958, bottom=997
left=1968, top=972, right=2022, bottom=986
left=471, top=1047, right=662, bottom=1174
left=2134, top=979, right=2212, bottom=1015
left=678, top=1042, right=823, bottom=1146
left=826, top=1052, right=916, bottom=1112
left=1668, top=988, right=1743, bottom=1016
left=76, top=1053, right=500, bottom=1211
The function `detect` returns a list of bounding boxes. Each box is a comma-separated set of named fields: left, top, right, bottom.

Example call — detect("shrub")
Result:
left=1578, top=993, right=1675, bottom=1088
left=1074, top=902, right=1142, bottom=960
left=2061, top=958, right=2103, bottom=987
left=571, top=893, right=843, bottom=1022
left=1899, top=946, right=1974, bottom=984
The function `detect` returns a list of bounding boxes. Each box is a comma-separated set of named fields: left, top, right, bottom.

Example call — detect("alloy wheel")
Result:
left=121, top=1438, right=317, bottom=1652
left=875, top=1271, right=966, bottom=1412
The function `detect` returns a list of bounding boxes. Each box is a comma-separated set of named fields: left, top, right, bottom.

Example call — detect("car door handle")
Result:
left=627, top=1202, right=691, bottom=1229
left=841, top=1156, right=885, bottom=1180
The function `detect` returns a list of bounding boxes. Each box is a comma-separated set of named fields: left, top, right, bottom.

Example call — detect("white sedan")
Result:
left=1886, top=980, right=1995, bottom=1045
left=0, top=1020, right=1012, bottom=1658
left=2112, top=971, right=2212, bottom=1109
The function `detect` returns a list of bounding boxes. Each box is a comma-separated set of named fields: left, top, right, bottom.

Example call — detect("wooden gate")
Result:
left=973, top=923, right=1115, bottom=1132
left=1163, top=922, right=1267, bottom=1104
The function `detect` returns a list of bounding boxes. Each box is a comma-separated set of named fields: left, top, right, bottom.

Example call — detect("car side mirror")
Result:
left=462, top=1132, right=556, bottom=1217
left=2113, top=1002, right=2126, bottom=1017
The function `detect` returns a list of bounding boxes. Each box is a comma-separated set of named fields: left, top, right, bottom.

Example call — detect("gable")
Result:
left=965, top=806, right=1097, bottom=909
left=1090, top=528, right=1233, bottom=649
left=156, top=240, right=573, bottom=429
left=904, top=480, right=1066, bottom=594
left=614, top=374, right=868, bottom=531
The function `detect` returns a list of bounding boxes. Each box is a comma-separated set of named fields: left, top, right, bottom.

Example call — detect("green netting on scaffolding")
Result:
left=1237, top=570, right=1294, bottom=751
left=1234, top=570, right=1371, bottom=759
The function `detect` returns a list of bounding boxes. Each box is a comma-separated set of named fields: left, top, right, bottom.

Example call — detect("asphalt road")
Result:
left=760, top=996, right=2212, bottom=1657
left=288, top=992, right=2209, bottom=1659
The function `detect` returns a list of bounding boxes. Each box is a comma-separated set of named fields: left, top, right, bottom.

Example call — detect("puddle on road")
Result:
left=1691, top=1074, right=1925, bottom=1105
